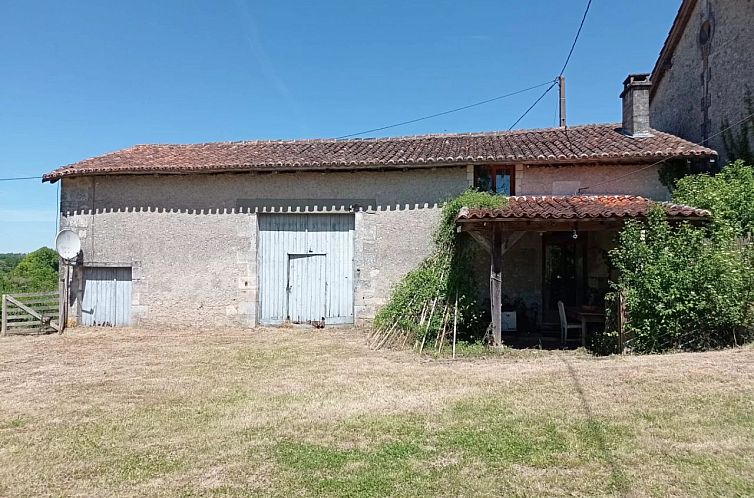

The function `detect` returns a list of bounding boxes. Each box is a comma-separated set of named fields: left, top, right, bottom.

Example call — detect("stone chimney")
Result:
left=620, top=73, right=652, bottom=137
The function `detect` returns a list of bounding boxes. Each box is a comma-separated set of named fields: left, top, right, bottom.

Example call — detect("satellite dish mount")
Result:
left=54, top=229, right=81, bottom=335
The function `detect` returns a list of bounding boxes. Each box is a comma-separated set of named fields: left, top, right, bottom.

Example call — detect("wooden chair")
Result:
left=558, top=301, right=582, bottom=344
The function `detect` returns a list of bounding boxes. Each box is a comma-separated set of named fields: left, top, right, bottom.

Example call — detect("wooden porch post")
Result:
left=490, top=225, right=503, bottom=347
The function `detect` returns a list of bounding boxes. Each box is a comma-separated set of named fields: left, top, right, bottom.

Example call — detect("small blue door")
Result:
left=81, top=267, right=132, bottom=326
left=287, top=254, right=326, bottom=323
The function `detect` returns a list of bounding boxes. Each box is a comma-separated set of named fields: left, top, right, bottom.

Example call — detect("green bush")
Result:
left=608, top=209, right=754, bottom=352
left=673, top=160, right=754, bottom=237
left=592, top=292, right=622, bottom=355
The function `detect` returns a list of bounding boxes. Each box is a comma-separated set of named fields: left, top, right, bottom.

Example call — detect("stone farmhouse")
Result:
left=650, top=0, right=754, bottom=165
left=44, top=75, right=715, bottom=336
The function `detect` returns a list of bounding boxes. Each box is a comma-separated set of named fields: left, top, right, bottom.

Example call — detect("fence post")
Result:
left=59, top=265, right=66, bottom=334
left=1, top=294, right=6, bottom=336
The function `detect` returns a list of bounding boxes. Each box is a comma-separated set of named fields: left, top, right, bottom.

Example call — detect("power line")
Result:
left=338, top=1, right=594, bottom=138
left=0, top=175, right=43, bottom=182
left=559, top=0, right=593, bottom=76
left=335, top=80, right=557, bottom=139
left=508, top=81, right=559, bottom=130
left=507, top=0, right=593, bottom=130
left=578, top=109, right=754, bottom=194
left=0, top=3, right=594, bottom=172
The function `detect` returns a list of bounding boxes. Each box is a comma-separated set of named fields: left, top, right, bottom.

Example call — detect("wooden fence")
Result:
left=0, top=291, right=60, bottom=335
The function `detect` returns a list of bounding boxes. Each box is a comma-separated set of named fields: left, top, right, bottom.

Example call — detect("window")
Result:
left=474, top=165, right=515, bottom=195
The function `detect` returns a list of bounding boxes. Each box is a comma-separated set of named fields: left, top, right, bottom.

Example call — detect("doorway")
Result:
left=542, top=232, right=586, bottom=323
left=258, top=214, right=355, bottom=325
left=81, top=266, right=133, bottom=326
left=287, top=253, right=326, bottom=323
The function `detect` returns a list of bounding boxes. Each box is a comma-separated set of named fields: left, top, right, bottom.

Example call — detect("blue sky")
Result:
left=0, top=0, right=679, bottom=252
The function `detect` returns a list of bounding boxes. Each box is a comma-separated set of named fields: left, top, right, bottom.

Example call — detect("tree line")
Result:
left=0, top=248, right=59, bottom=295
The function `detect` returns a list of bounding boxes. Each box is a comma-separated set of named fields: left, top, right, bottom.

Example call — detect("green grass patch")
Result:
left=0, top=416, right=29, bottom=430
left=269, top=397, right=634, bottom=497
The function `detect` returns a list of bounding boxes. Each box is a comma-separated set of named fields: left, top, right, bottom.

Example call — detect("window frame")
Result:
left=473, top=165, right=516, bottom=195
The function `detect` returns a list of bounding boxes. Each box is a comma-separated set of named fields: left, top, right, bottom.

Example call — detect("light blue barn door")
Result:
left=258, top=214, right=354, bottom=325
left=81, top=267, right=132, bottom=326
left=287, top=254, right=326, bottom=323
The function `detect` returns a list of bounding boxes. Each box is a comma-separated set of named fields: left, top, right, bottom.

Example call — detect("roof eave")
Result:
left=456, top=214, right=711, bottom=223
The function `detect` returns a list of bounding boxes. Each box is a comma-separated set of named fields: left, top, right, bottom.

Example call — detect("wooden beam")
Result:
left=459, top=216, right=708, bottom=233
left=6, top=291, right=58, bottom=298
left=490, top=225, right=503, bottom=348
left=459, top=219, right=625, bottom=232
left=60, top=264, right=68, bottom=334
left=467, top=230, right=492, bottom=253
left=502, top=231, right=525, bottom=256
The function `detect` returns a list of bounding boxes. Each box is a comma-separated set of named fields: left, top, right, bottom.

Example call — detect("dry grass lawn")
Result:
left=0, top=327, right=753, bottom=497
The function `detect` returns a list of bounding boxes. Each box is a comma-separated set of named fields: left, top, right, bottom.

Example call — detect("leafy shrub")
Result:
left=673, top=160, right=754, bottom=237
left=608, top=208, right=754, bottom=352
left=592, top=292, right=622, bottom=355
left=374, top=189, right=507, bottom=346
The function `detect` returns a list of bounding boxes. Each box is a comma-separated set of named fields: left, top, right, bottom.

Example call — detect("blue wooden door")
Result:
left=287, top=254, right=326, bottom=323
left=81, top=267, right=132, bottom=326
left=258, top=214, right=354, bottom=325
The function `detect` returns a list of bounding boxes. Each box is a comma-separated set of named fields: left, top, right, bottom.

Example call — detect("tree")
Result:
left=1, top=247, right=59, bottom=293
left=0, top=254, right=24, bottom=279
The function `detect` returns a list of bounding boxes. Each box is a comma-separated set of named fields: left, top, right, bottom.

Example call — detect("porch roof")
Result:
left=456, top=195, right=711, bottom=224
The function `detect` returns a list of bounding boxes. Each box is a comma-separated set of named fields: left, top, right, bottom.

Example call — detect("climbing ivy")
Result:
left=721, top=87, right=754, bottom=165
left=373, top=189, right=507, bottom=348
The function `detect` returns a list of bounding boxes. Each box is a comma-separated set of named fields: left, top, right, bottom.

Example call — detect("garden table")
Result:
left=566, top=307, right=606, bottom=346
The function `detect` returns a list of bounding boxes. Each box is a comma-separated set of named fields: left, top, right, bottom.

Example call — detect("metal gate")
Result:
left=258, top=214, right=354, bottom=325
left=81, top=267, right=132, bottom=326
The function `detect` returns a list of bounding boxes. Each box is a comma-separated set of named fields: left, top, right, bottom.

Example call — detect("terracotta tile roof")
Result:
left=456, top=195, right=711, bottom=222
left=42, top=124, right=716, bottom=182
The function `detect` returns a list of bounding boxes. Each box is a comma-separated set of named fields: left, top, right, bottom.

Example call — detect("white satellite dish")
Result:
left=55, top=229, right=81, bottom=261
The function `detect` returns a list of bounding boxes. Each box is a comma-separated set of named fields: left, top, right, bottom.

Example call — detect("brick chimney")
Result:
left=620, top=74, right=652, bottom=137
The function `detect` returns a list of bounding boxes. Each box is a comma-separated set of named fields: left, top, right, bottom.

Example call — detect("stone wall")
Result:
left=60, top=167, right=466, bottom=327
left=650, top=0, right=754, bottom=165
left=59, top=159, right=669, bottom=328
left=515, top=163, right=669, bottom=200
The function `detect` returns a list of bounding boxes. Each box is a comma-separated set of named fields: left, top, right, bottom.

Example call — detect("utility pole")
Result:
left=558, top=75, right=567, bottom=128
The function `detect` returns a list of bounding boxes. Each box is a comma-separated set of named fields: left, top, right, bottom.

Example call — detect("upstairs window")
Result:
left=474, top=165, right=515, bottom=195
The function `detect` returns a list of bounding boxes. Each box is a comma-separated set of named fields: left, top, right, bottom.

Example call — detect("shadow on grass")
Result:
left=561, top=356, right=630, bottom=493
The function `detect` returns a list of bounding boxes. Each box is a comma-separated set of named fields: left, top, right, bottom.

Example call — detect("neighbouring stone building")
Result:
left=44, top=76, right=714, bottom=335
left=650, top=0, right=754, bottom=165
